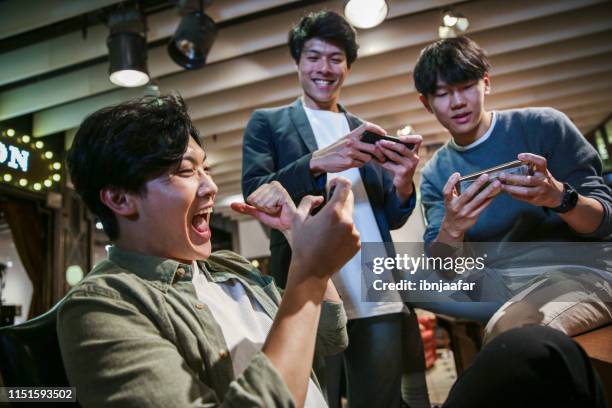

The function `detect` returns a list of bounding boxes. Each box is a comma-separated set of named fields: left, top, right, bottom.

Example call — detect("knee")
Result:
left=483, top=301, right=545, bottom=344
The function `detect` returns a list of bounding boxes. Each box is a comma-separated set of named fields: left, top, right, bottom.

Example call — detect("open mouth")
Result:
left=191, top=207, right=213, bottom=239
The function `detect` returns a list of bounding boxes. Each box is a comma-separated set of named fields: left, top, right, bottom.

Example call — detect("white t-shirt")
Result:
left=192, top=261, right=327, bottom=408
left=304, top=106, right=403, bottom=319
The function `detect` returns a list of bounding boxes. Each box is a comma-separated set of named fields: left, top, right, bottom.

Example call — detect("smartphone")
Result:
left=361, top=131, right=415, bottom=150
left=458, top=160, right=534, bottom=194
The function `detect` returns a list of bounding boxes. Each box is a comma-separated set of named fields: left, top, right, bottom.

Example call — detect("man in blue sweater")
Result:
left=415, top=36, right=612, bottom=342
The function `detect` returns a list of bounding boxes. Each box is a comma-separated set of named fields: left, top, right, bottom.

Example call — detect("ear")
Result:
left=99, top=187, right=138, bottom=217
left=419, top=94, right=433, bottom=113
left=483, top=74, right=491, bottom=95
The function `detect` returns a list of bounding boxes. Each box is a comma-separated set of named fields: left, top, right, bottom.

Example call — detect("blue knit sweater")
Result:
left=420, top=108, right=612, bottom=245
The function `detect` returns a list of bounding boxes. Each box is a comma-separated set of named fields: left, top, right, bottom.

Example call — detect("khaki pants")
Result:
left=483, top=270, right=612, bottom=344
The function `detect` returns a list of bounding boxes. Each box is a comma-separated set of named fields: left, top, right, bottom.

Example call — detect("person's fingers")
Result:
left=377, top=143, right=408, bottom=164
left=499, top=173, right=544, bottom=186
left=376, top=139, right=414, bottom=160
left=462, top=180, right=502, bottom=214
left=351, top=149, right=374, bottom=164
left=456, top=174, right=490, bottom=207
left=518, top=153, right=547, bottom=173
left=349, top=122, right=370, bottom=140
left=467, top=196, right=495, bottom=218
left=362, top=121, right=387, bottom=136
left=328, top=177, right=352, bottom=204
left=296, top=195, right=325, bottom=217
left=443, top=173, right=461, bottom=203
left=501, top=184, right=535, bottom=198
left=230, top=202, right=259, bottom=217
left=379, top=160, right=400, bottom=175
left=399, top=134, right=423, bottom=154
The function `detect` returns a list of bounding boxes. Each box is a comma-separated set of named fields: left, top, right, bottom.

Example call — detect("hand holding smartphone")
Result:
left=458, top=160, right=534, bottom=194
left=361, top=131, right=415, bottom=150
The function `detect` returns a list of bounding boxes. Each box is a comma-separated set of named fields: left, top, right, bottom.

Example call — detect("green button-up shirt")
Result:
left=57, top=246, right=348, bottom=407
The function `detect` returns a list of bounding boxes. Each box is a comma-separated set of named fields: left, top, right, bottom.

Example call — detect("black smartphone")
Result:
left=327, top=184, right=337, bottom=201
left=361, top=131, right=415, bottom=150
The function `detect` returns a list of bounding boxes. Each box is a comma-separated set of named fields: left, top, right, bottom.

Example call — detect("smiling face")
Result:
left=297, top=38, right=350, bottom=112
left=128, top=137, right=218, bottom=263
left=421, top=75, right=492, bottom=145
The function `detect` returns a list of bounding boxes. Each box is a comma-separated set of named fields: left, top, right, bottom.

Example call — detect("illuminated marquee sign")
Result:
left=0, top=128, right=62, bottom=192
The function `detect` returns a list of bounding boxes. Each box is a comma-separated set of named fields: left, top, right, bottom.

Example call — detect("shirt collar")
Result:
left=107, top=245, right=195, bottom=284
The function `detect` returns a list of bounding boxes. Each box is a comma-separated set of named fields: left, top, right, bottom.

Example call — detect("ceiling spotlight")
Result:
left=168, top=1, right=217, bottom=70
left=439, top=9, right=469, bottom=39
left=107, top=8, right=150, bottom=87
left=344, top=0, right=389, bottom=29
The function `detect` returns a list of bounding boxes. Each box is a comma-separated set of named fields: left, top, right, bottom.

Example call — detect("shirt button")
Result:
left=219, top=350, right=228, bottom=359
left=176, top=268, right=186, bottom=278
left=195, top=303, right=205, bottom=310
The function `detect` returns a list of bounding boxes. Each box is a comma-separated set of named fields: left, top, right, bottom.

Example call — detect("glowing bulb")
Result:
left=95, top=221, right=104, bottom=230
left=44, top=180, right=52, bottom=187
left=52, top=162, right=62, bottom=170
left=22, top=135, right=31, bottom=143
left=44, top=151, right=53, bottom=159
left=251, top=259, right=260, bottom=268
left=52, top=174, right=61, bottom=181
left=35, top=141, right=44, bottom=149
left=3, top=174, right=12, bottom=182
left=19, top=178, right=27, bottom=186
left=109, top=70, right=150, bottom=88
left=344, top=0, right=388, bottom=29
left=443, top=14, right=458, bottom=27
left=66, top=265, right=84, bottom=286
left=7, top=129, right=15, bottom=137
left=33, top=183, right=42, bottom=191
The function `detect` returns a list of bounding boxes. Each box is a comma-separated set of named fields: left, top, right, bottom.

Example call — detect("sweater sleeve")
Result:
left=419, top=163, right=447, bottom=246
left=538, top=108, right=612, bottom=239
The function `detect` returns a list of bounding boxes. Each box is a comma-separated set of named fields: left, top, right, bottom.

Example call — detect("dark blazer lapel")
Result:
left=289, top=98, right=318, bottom=152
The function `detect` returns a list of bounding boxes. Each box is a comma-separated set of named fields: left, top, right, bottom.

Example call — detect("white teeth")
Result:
left=196, top=208, right=213, bottom=216
left=314, top=79, right=332, bottom=85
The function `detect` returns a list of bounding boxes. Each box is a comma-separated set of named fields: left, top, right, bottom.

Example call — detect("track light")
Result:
left=168, top=0, right=217, bottom=70
left=107, top=8, right=150, bottom=87
left=344, top=0, right=388, bottom=29
left=439, top=9, right=469, bottom=39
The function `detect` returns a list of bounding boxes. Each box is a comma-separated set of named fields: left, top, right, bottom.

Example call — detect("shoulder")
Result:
left=250, top=102, right=295, bottom=121
left=62, top=260, right=151, bottom=303
left=498, top=107, right=571, bottom=129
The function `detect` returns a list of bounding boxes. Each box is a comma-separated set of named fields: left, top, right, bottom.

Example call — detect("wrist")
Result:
left=309, top=153, right=323, bottom=176
left=396, top=181, right=414, bottom=202
left=440, top=220, right=464, bottom=241
left=549, top=180, right=565, bottom=208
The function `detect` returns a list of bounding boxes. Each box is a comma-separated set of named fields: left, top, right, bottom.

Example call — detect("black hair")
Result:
left=288, top=10, right=359, bottom=67
left=66, top=94, right=201, bottom=240
left=413, top=36, right=490, bottom=95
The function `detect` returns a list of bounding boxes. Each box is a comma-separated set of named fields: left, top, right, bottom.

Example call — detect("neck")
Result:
left=113, top=238, right=192, bottom=264
left=453, top=110, right=493, bottom=146
left=301, top=95, right=340, bottom=112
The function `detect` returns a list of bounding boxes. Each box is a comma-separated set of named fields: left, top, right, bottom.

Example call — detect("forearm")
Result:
left=558, top=195, right=604, bottom=234
left=262, top=264, right=327, bottom=407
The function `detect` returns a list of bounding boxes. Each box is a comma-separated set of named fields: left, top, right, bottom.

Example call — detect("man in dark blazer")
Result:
left=241, top=11, right=428, bottom=408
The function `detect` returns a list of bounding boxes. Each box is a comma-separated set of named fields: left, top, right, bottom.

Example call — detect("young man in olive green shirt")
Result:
left=61, top=95, right=360, bottom=407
